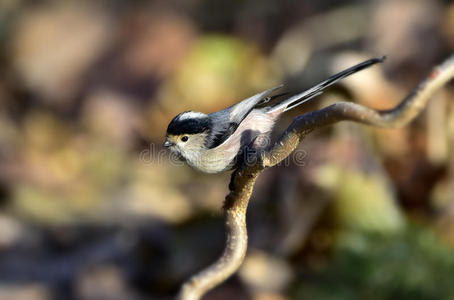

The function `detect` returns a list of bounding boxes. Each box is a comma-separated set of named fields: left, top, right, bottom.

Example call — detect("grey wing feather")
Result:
left=206, top=84, right=283, bottom=148
left=228, top=84, right=283, bottom=124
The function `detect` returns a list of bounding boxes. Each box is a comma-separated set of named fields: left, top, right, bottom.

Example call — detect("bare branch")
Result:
left=178, top=54, right=454, bottom=300
left=177, top=169, right=260, bottom=300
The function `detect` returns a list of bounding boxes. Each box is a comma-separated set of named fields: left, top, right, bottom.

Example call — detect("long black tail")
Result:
left=269, top=56, right=386, bottom=112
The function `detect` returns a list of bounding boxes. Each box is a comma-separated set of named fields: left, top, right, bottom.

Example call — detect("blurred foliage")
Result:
left=315, top=163, right=405, bottom=234
left=148, top=34, right=280, bottom=139
left=293, top=226, right=454, bottom=300
left=0, top=0, right=453, bottom=299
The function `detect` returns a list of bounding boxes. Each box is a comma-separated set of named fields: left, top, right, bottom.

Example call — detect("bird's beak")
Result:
left=163, top=139, right=172, bottom=148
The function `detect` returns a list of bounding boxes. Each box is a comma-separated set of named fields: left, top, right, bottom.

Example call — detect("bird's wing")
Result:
left=228, top=84, right=283, bottom=124
left=204, top=56, right=386, bottom=149
left=206, top=85, right=283, bottom=148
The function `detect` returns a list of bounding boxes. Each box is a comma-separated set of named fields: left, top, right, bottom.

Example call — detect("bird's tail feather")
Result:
left=268, top=56, right=386, bottom=113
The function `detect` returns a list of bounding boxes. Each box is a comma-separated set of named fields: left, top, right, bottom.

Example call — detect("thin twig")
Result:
left=177, top=54, right=454, bottom=300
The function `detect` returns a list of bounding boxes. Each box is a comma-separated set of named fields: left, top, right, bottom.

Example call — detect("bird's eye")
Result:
left=181, top=136, right=189, bottom=142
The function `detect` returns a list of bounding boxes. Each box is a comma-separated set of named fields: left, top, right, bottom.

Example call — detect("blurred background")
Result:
left=0, top=0, right=454, bottom=299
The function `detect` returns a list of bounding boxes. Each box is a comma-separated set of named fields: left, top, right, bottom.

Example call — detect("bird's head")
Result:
left=164, top=111, right=211, bottom=159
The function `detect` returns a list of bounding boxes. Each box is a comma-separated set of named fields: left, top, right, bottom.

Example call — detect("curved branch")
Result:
left=177, top=170, right=259, bottom=300
left=178, top=54, right=454, bottom=299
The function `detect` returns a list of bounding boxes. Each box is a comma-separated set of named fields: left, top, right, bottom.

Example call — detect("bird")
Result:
left=163, top=56, right=385, bottom=173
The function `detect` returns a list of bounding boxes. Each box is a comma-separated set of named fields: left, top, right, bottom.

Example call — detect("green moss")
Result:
left=292, top=226, right=454, bottom=300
